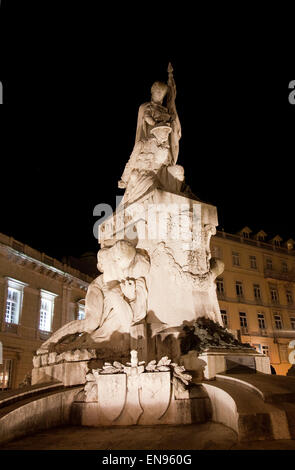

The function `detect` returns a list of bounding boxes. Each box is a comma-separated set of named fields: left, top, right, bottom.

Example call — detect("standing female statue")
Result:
left=118, top=64, right=183, bottom=204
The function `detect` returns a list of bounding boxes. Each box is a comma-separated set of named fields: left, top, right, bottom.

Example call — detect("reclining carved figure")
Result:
left=37, top=240, right=150, bottom=354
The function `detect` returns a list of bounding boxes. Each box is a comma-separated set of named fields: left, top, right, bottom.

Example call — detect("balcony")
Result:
left=259, top=328, right=268, bottom=336
left=215, top=230, right=295, bottom=256
left=217, top=291, right=226, bottom=300
left=39, top=330, right=51, bottom=341
left=240, top=326, right=249, bottom=335
left=3, top=322, right=18, bottom=334
left=264, top=268, right=295, bottom=282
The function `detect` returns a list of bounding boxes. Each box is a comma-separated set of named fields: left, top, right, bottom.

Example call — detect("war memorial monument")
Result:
left=1, top=65, right=295, bottom=446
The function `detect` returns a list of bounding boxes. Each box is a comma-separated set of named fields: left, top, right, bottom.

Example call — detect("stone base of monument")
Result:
left=70, top=374, right=212, bottom=427
left=31, top=361, right=89, bottom=387
left=180, top=348, right=271, bottom=381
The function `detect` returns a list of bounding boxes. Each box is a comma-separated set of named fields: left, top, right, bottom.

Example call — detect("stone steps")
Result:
left=201, top=373, right=295, bottom=442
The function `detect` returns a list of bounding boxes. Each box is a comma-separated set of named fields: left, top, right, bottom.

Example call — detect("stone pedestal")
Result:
left=71, top=369, right=211, bottom=427
left=99, top=188, right=223, bottom=336
left=196, top=349, right=271, bottom=380
left=32, top=361, right=89, bottom=386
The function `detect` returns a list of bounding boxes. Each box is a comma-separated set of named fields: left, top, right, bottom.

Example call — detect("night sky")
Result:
left=0, top=3, right=294, bottom=260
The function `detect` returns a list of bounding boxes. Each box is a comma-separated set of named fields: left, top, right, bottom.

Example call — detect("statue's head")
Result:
left=111, top=240, right=136, bottom=270
left=151, top=81, right=168, bottom=103
left=97, top=247, right=110, bottom=273
left=97, top=240, right=137, bottom=282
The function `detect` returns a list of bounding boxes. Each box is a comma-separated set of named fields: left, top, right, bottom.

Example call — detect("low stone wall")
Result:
left=202, top=374, right=295, bottom=442
left=0, top=386, right=82, bottom=446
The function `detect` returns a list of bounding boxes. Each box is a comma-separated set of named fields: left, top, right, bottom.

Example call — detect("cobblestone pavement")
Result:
left=1, top=423, right=295, bottom=450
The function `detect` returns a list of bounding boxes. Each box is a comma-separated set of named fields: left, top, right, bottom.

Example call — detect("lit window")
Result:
left=216, top=278, right=225, bottom=295
left=0, top=359, right=13, bottom=390
left=274, top=314, right=283, bottom=330
left=290, top=317, right=295, bottom=330
left=236, top=281, right=244, bottom=297
left=270, top=288, right=279, bottom=303
left=39, top=290, right=57, bottom=332
left=78, top=304, right=85, bottom=320
left=6, top=288, right=20, bottom=324
left=266, top=258, right=273, bottom=270
left=5, top=278, right=27, bottom=325
left=232, top=252, right=240, bottom=266
left=286, top=290, right=293, bottom=304
left=261, top=345, right=269, bottom=356
left=221, top=309, right=228, bottom=327
left=254, top=284, right=261, bottom=300
left=239, top=312, right=248, bottom=328
left=250, top=256, right=257, bottom=269
left=258, top=313, right=266, bottom=330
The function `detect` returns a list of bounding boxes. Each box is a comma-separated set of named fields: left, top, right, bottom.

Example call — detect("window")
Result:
left=236, top=281, right=244, bottom=297
left=290, top=317, right=295, bottom=330
left=216, top=278, right=225, bottom=295
left=261, top=345, right=269, bottom=356
left=270, top=287, right=279, bottom=304
left=266, top=258, right=273, bottom=270
left=0, top=359, right=13, bottom=390
left=5, top=278, right=27, bottom=325
left=274, top=239, right=281, bottom=247
left=221, top=309, right=228, bottom=327
left=282, top=261, right=288, bottom=273
left=286, top=290, right=293, bottom=305
left=78, top=304, right=85, bottom=320
left=5, top=288, right=20, bottom=324
left=274, top=314, right=283, bottom=330
left=250, top=255, right=257, bottom=269
left=232, top=251, right=240, bottom=266
left=258, top=313, right=266, bottom=330
left=253, top=284, right=261, bottom=300
left=239, top=312, right=248, bottom=328
left=39, top=290, right=57, bottom=332
left=243, top=231, right=249, bottom=239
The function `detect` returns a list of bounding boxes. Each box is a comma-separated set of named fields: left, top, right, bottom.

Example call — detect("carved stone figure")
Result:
left=37, top=240, right=150, bottom=354
left=118, top=64, right=182, bottom=204
left=120, top=124, right=185, bottom=205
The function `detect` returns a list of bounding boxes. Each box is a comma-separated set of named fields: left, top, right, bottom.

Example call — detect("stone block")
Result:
left=32, top=361, right=88, bottom=386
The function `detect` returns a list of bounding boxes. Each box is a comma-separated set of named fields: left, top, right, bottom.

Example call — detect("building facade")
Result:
left=0, top=233, right=94, bottom=390
left=211, top=227, right=295, bottom=375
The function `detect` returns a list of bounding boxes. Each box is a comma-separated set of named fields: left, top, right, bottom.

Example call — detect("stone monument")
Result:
left=30, top=64, right=271, bottom=428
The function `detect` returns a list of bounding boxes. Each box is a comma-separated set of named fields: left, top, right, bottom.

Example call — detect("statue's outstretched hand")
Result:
left=118, top=179, right=127, bottom=189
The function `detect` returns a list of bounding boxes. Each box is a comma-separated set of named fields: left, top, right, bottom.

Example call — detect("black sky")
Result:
left=0, top=3, right=294, bottom=260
